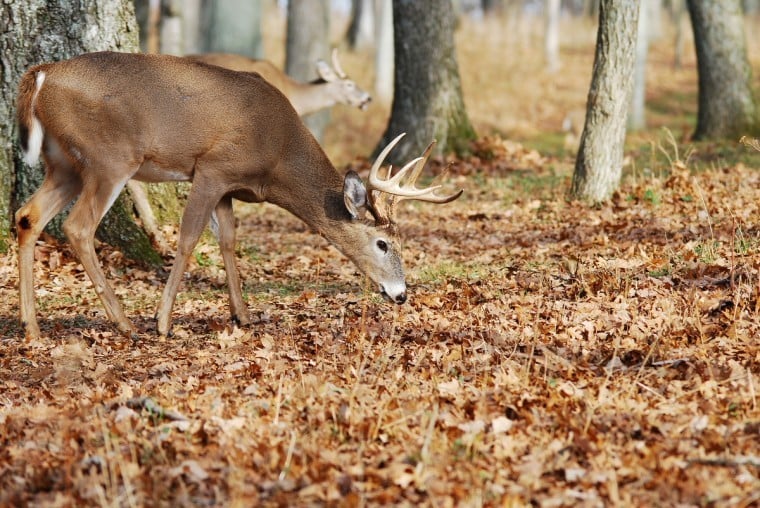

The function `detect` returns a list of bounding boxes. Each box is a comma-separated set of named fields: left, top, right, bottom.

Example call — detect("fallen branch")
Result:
left=120, top=396, right=188, bottom=422
left=687, top=456, right=760, bottom=469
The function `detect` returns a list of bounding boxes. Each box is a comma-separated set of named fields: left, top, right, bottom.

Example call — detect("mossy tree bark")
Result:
left=375, top=0, right=476, bottom=164
left=0, top=0, right=163, bottom=265
left=570, top=1, right=640, bottom=203
left=687, top=0, right=757, bottom=140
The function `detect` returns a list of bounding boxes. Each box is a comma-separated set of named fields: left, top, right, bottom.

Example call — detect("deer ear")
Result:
left=316, top=60, right=338, bottom=82
left=343, top=170, right=368, bottom=220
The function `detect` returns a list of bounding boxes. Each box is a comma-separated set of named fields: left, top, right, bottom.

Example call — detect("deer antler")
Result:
left=367, top=133, right=463, bottom=226
left=331, top=48, right=347, bottom=79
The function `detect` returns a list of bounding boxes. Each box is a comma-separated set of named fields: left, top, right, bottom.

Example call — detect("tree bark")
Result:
left=0, top=0, right=160, bottom=265
left=687, top=0, right=757, bottom=140
left=375, top=0, right=476, bottom=164
left=286, top=0, right=330, bottom=142
left=570, top=1, right=639, bottom=203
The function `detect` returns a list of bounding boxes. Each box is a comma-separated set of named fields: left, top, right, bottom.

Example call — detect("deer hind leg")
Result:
left=16, top=171, right=82, bottom=339
left=156, top=178, right=220, bottom=336
left=62, top=171, right=135, bottom=337
left=212, top=195, right=249, bottom=327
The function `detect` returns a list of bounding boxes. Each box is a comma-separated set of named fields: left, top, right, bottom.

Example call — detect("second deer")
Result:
left=186, top=48, right=371, bottom=116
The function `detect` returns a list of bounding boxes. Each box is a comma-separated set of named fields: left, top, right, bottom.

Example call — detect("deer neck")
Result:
left=289, top=81, right=336, bottom=116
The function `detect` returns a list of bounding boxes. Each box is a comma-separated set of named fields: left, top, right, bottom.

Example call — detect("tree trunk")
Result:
left=202, top=0, right=262, bottom=58
left=0, top=0, right=161, bottom=265
left=672, top=0, right=686, bottom=69
left=374, top=0, right=394, bottom=104
left=629, top=0, right=650, bottom=130
left=160, top=0, right=184, bottom=56
left=286, top=0, right=330, bottom=142
left=687, top=0, right=757, bottom=140
left=544, top=0, right=561, bottom=73
left=346, top=0, right=375, bottom=50
left=181, top=0, right=203, bottom=54
left=570, top=1, right=639, bottom=203
left=375, top=0, right=476, bottom=164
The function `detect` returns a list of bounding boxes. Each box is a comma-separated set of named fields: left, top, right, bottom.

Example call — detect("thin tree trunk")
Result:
left=570, top=1, right=639, bottom=203
left=203, top=0, right=262, bottom=58
left=286, top=0, right=330, bottom=142
left=374, top=0, right=394, bottom=104
left=629, top=0, right=649, bottom=130
left=544, top=0, right=561, bottom=73
left=376, top=0, right=476, bottom=163
left=672, top=0, right=686, bottom=69
left=687, top=0, right=757, bottom=140
left=347, top=0, right=375, bottom=50
left=0, top=0, right=161, bottom=265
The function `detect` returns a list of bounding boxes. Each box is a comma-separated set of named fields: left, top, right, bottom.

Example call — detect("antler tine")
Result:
left=368, top=132, right=406, bottom=189
left=331, top=48, right=347, bottom=79
left=368, top=135, right=463, bottom=203
left=369, top=134, right=438, bottom=198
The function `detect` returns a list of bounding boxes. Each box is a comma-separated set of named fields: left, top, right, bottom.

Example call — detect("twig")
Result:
left=122, top=396, right=188, bottom=422
left=279, top=431, right=297, bottom=481
left=687, top=456, right=760, bottom=469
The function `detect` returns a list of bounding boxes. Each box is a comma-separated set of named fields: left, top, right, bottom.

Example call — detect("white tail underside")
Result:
left=22, top=71, right=46, bottom=166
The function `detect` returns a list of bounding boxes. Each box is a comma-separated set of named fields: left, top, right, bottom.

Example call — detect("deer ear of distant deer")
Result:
left=316, top=59, right=340, bottom=82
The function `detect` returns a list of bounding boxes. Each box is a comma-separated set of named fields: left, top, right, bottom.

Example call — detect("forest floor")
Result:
left=1, top=10, right=759, bottom=508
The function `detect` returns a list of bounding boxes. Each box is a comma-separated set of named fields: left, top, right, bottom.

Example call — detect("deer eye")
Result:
left=376, top=239, right=388, bottom=253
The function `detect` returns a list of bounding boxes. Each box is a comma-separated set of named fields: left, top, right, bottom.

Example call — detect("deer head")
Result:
left=338, top=133, right=462, bottom=303
left=315, top=48, right=372, bottom=111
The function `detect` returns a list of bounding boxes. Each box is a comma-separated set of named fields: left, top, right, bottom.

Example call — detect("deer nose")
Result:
left=394, top=292, right=407, bottom=304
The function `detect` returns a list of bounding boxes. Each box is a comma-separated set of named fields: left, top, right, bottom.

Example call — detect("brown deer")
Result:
left=186, top=49, right=371, bottom=116
left=15, top=51, right=461, bottom=339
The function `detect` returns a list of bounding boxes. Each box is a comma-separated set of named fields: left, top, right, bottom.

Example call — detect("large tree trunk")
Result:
left=0, top=0, right=161, bottom=265
left=376, top=0, right=476, bottom=164
left=286, top=0, right=330, bottom=142
left=570, top=1, right=639, bottom=203
left=687, top=0, right=757, bottom=140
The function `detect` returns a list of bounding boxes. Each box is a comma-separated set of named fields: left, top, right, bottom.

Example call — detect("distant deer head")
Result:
left=313, top=48, right=372, bottom=112
left=15, top=51, right=459, bottom=339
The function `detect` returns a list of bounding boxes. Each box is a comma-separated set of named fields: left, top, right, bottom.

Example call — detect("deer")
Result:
left=15, top=51, right=461, bottom=339
left=185, top=49, right=372, bottom=116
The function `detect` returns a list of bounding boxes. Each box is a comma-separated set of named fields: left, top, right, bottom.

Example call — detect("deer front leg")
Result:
left=16, top=175, right=82, bottom=339
left=156, top=181, right=219, bottom=336
left=63, top=177, right=135, bottom=337
left=212, top=196, right=249, bottom=327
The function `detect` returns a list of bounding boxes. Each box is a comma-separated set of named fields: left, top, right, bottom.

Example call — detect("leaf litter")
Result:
left=1, top=134, right=758, bottom=506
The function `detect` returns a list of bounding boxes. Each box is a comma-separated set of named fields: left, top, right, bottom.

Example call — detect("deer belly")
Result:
left=134, top=159, right=192, bottom=183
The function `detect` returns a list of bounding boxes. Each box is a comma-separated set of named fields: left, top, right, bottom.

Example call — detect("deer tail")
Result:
left=17, top=67, right=47, bottom=166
